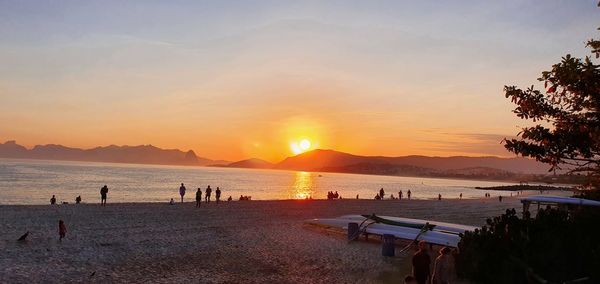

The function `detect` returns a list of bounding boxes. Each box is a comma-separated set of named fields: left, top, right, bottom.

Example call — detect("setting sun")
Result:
left=290, top=139, right=312, bottom=155
left=300, top=139, right=311, bottom=151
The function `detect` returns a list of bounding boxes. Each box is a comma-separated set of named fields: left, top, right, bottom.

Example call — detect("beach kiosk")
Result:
left=520, top=195, right=600, bottom=216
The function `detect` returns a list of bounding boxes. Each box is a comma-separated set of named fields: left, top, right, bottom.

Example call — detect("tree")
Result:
left=503, top=13, right=600, bottom=189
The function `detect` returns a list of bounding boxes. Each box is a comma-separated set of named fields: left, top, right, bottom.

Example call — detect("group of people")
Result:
left=484, top=192, right=504, bottom=202
left=50, top=185, right=109, bottom=206
left=49, top=183, right=233, bottom=207
left=374, top=188, right=412, bottom=200
left=175, top=183, right=228, bottom=207
left=327, top=191, right=341, bottom=200
left=49, top=194, right=84, bottom=205
left=406, top=241, right=456, bottom=284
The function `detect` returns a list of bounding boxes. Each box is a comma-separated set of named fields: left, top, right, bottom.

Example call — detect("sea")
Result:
left=0, top=158, right=528, bottom=205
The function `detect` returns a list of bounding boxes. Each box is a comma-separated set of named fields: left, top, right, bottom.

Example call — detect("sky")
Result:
left=0, top=0, right=598, bottom=162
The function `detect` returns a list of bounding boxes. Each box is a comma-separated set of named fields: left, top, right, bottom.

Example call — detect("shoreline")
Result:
left=0, top=156, right=558, bottom=185
left=0, top=192, right=540, bottom=206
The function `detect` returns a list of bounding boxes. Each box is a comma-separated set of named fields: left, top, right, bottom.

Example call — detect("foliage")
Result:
left=456, top=208, right=600, bottom=283
left=503, top=10, right=600, bottom=189
left=459, top=3, right=600, bottom=283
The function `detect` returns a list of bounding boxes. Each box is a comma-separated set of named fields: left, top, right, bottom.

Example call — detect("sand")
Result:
left=0, top=197, right=525, bottom=283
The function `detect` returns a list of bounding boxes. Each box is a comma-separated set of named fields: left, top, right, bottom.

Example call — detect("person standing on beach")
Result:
left=58, top=220, right=67, bottom=241
left=179, top=183, right=186, bottom=203
left=432, top=247, right=455, bottom=284
left=438, top=194, right=442, bottom=201
left=499, top=195, right=503, bottom=202
left=459, top=193, right=462, bottom=199
left=407, top=190, right=412, bottom=200
left=195, top=188, right=202, bottom=207
left=100, top=185, right=108, bottom=206
left=399, top=190, right=403, bottom=200
left=379, top=188, right=385, bottom=199
left=75, top=195, right=81, bottom=204
left=412, top=241, right=431, bottom=284
left=215, top=187, right=221, bottom=203
left=205, top=185, right=212, bottom=203
left=50, top=195, right=56, bottom=205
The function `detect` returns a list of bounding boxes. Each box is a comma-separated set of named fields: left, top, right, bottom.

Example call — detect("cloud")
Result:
left=415, top=131, right=516, bottom=157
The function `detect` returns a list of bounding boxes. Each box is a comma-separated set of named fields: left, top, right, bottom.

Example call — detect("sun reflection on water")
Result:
left=291, top=171, right=315, bottom=199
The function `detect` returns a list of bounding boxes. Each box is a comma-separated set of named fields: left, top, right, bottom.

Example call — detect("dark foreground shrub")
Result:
left=456, top=208, right=600, bottom=283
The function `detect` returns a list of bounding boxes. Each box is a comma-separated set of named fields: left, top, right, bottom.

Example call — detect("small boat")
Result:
left=305, top=214, right=477, bottom=247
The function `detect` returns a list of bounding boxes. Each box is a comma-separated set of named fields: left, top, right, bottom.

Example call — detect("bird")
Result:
left=17, top=231, right=29, bottom=241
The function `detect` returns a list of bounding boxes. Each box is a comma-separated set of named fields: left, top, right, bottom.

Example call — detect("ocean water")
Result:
left=0, top=158, right=523, bottom=205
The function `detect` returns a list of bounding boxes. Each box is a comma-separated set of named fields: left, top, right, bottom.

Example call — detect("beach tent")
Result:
left=520, top=195, right=600, bottom=215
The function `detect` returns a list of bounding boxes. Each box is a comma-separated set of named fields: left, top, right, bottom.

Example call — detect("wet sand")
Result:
left=0, top=197, right=524, bottom=283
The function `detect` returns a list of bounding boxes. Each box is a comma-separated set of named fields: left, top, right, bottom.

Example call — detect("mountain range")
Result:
left=0, top=140, right=227, bottom=166
left=1, top=140, right=553, bottom=181
left=219, top=149, right=554, bottom=181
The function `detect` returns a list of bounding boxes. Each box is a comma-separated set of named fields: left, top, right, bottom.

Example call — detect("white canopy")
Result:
left=520, top=195, right=600, bottom=207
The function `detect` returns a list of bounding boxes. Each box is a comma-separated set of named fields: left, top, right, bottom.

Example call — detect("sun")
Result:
left=300, top=139, right=311, bottom=150
left=290, top=139, right=312, bottom=155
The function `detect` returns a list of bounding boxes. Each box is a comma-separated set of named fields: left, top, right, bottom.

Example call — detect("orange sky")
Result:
left=1, top=1, right=598, bottom=162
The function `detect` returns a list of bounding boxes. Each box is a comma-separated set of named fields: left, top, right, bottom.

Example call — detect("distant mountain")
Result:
left=221, top=158, right=274, bottom=169
left=273, top=149, right=552, bottom=178
left=0, top=140, right=225, bottom=166
left=1, top=140, right=556, bottom=181
left=216, top=149, right=553, bottom=181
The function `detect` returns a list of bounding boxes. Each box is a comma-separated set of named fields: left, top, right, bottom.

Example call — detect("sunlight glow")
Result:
left=292, top=171, right=314, bottom=199
left=290, top=139, right=312, bottom=155
left=300, top=139, right=311, bottom=150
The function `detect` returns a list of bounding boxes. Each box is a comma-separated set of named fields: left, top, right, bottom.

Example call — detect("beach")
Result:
left=1, top=197, right=523, bottom=283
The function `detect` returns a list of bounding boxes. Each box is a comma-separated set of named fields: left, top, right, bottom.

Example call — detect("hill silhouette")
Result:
left=274, top=149, right=550, bottom=174
left=1, top=140, right=555, bottom=181
left=218, top=158, right=274, bottom=169
left=221, top=149, right=553, bottom=181
left=0, top=140, right=225, bottom=166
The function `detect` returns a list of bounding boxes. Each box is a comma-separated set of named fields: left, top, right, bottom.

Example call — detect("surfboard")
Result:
left=345, top=214, right=477, bottom=235
left=305, top=215, right=477, bottom=247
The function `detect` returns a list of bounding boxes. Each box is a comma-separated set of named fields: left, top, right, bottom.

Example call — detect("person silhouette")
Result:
left=379, top=188, right=385, bottom=199
left=195, top=188, right=202, bottom=207
left=205, top=185, right=212, bottom=203
left=215, top=187, right=221, bottom=204
left=50, top=195, right=56, bottom=205
left=412, top=241, right=431, bottom=284
left=58, top=220, right=67, bottom=241
left=75, top=195, right=82, bottom=204
left=100, top=185, right=109, bottom=206
left=179, top=183, right=186, bottom=203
